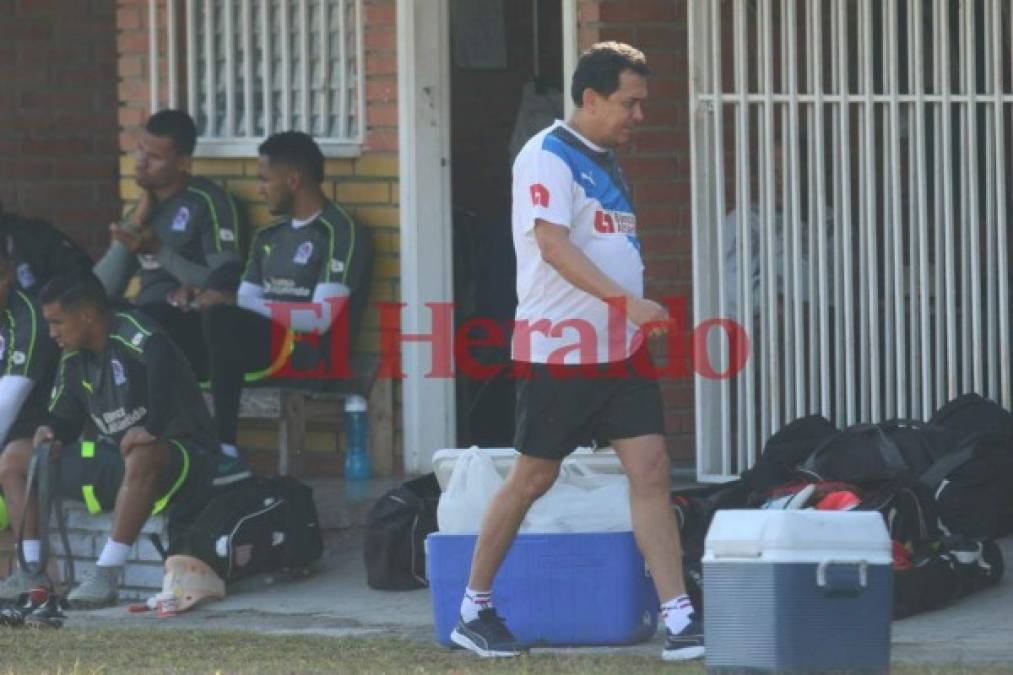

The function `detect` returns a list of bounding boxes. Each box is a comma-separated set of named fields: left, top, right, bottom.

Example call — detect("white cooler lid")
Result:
left=703, top=510, right=892, bottom=564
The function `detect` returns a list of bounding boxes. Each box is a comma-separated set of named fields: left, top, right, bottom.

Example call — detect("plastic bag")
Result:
left=522, top=466, right=631, bottom=533
left=436, top=448, right=504, bottom=533
left=436, top=448, right=632, bottom=534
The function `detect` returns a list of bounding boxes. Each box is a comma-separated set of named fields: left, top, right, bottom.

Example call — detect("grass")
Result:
left=0, top=627, right=696, bottom=675
left=0, top=628, right=1009, bottom=674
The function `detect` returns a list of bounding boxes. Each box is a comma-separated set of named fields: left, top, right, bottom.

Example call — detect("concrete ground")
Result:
left=74, top=515, right=1013, bottom=669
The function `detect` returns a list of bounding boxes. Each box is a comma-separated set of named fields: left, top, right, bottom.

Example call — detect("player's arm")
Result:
left=534, top=221, right=667, bottom=330
left=42, top=355, right=86, bottom=445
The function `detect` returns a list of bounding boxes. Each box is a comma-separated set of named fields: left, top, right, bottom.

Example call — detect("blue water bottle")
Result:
left=344, top=394, right=371, bottom=480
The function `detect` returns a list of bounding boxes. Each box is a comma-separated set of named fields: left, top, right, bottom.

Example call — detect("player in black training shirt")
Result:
left=0, top=247, right=62, bottom=600
left=93, top=110, right=243, bottom=381
left=0, top=204, right=93, bottom=295
left=0, top=272, right=215, bottom=608
left=202, top=132, right=371, bottom=458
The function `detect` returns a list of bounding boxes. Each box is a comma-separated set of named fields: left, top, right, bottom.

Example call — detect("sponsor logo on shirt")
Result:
left=579, top=171, right=596, bottom=187
left=131, top=332, right=144, bottom=347
left=293, top=241, right=314, bottom=265
left=530, top=183, right=550, bottom=207
left=264, top=277, right=312, bottom=298
left=593, top=210, right=637, bottom=235
left=139, top=254, right=161, bottom=270
left=96, top=405, right=147, bottom=435
left=330, top=259, right=345, bottom=274
left=11, top=351, right=25, bottom=366
left=219, top=228, right=235, bottom=242
left=171, top=206, right=191, bottom=232
left=16, top=263, right=36, bottom=289
left=111, top=357, right=127, bottom=386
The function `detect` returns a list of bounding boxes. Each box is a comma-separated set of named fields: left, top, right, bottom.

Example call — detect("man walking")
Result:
left=450, top=42, right=704, bottom=662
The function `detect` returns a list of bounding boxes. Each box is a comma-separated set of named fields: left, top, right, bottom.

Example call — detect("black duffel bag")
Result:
left=364, top=473, right=440, bottom=590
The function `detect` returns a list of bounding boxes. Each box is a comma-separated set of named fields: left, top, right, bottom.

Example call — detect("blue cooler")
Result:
left=703, top=510, right=892, bottom=673
left=426, top=532, right=658, bottom=646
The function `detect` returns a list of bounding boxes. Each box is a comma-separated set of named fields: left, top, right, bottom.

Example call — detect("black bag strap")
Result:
left=17, top=442, right=75, bottom=591
left=801, top=424, right=908, bottom=476
left=919, top=438, right=980, bottom=491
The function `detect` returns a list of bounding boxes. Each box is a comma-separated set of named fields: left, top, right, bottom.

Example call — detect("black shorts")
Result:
left=513, top=349, right=666, bottom=460
left=58, top=437, right=207, bottom=516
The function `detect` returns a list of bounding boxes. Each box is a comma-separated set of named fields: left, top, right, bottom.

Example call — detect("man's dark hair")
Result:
left=146, top=109, right=198, bottom=156
left=39, top=272, right=108, bottom=314
left=259, top=131, right=325, bottom=184
left=570, top=42, right=649, bottom=107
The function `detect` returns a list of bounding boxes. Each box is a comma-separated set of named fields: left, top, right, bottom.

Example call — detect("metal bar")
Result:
left=204, top=0, right=216, bottom=135
left=812, top=0, right=830, bottom=418
left=709, top=0, right=731, bottom=476
left=281, top=0, right=291, bottom=130
left=755, top=0, right=770, bottom=443
left=319, top=0, right=330, bottom=136
left=963, top=0, right=982, bottom=393
left=787, top=0, right=805, bottom=419
left=907, top=0, right=922, bottom=417
left=762, top=0, right=780, bottom=434
left=857, top=0, right=870, bottom=421
left=807, top=0, right=818, bottom=416
left=733, top=0, right=753, bottom=469
left=933, top=0, right=945, bottom=410
left=695, top=92, right=1013, bottom=103
left=186, top=0, right=196, bottom=118
left=913, top=0, right=932, bottom=420
left=864, top=0, right=881, bottom=420
left=149, top=0, right=160, bottom=112
left=888, top=0, right=906, bottom=418
left=837, top=0, right=855, bottom=425
left=995, top=0, right=1012, bottom=408
left=689, top=0, right=721, bottom=479
left=242, top=0, right=254, bottom=136
left=167, top=0, right=177, bottom=108
left=224, top=0, right=236, bottom=136
left=261, top=0, right=272, bottom=135
left=958, top=1, right=971, bottom=393
left=299, top=0, right=310, bottom=131
left=355, top=0, right=366, bottom=142
left=338, top=0, right=348, bottom=138
left=780, top=0, right=794, bottom=426
left=984, top=0, right=998, bottom=401
left=830, top=0, right=843, bottom=424
left=941, top=0, right=958, bottom=400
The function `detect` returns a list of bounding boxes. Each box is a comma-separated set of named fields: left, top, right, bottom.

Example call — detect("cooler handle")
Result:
left=816, top=560, right=868, bottom=593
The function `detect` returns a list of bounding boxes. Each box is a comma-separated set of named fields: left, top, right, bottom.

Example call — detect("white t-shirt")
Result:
left=511, top=120, right=645, bottom=364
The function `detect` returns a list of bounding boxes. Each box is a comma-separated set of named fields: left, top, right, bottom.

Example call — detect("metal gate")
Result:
left=689, top=0, right=1011, bottom=482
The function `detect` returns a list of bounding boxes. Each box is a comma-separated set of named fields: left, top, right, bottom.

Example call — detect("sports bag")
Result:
left=364, top=473, right=440, bottom=590
left=168, top=476, right=323, bottom=583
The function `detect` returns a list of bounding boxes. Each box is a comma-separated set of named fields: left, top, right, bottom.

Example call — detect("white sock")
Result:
left=96, top=539, right=131, bottom=567
left=661, top=594, right=695, bottom=634
left=20, top=540, right=41, bottom=564
left=221, top=443, right=239, bottom=458
left=460, top=587, right=494, bottom=623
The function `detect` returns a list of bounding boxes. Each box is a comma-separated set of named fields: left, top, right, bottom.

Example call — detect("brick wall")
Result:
left=116, top=0, right=402, bottom=471
left=579, top=0, right=695, bottom=467
left=0, top=0, right=120, bottom=257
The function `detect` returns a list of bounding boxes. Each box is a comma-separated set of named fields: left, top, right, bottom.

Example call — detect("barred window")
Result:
left=147, top=0, right=364, bottom=157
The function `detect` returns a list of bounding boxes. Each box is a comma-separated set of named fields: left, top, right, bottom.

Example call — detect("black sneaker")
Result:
left=450, top=608, right=526, bottom=658
left=662, top=616, right=705, bottom=661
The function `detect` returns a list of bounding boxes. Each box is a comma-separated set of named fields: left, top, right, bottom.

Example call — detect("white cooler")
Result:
left=703, top=510, right=892, bottom=673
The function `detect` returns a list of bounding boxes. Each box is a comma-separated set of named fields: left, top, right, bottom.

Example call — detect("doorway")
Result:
left=449, top=0, right=564, bottom=447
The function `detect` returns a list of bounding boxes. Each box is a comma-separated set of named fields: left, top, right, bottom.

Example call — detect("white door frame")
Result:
left=396, top=0, right=579, bottom=474
left=397, top=0, right=456, bottom=474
